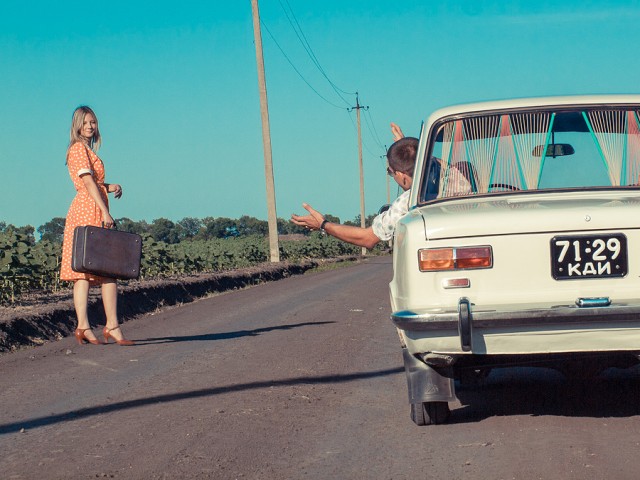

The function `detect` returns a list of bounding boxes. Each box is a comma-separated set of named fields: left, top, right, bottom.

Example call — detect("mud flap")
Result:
left=402, top=347, right=457, bottom=403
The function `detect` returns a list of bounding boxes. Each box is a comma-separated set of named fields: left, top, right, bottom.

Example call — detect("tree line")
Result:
left=2, top=213, right=377, bottom=245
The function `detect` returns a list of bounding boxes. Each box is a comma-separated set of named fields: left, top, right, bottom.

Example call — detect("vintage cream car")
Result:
left=390, top=95, right=640, bottom=425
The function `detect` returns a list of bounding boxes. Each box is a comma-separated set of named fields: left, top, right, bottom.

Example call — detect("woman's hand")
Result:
left=109, top=184, right=123, bottom=199
left=103, top=212, right=115, bottom=229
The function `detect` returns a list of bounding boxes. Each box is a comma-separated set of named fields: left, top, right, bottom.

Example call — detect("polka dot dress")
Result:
left=60, top=142, right=110, bottom=284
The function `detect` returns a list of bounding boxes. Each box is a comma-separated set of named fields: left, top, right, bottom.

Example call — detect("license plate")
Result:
left=550, top=234, right=628, bottom=280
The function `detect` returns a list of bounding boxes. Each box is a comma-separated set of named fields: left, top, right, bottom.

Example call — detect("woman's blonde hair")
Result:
left=68, top=105, right=101, bottom=156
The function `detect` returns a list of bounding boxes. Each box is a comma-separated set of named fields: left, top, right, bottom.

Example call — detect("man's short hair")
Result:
left=387, top=137, right=418, bottom=177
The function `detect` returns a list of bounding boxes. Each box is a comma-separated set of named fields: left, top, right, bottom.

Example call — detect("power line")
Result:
left=278, top=0, right=355, bottom=106
left=260, top=20, right=347, bottom=110
left=279, top=0, right=354, bottom=98
left=363, top=108, right=385, bottom=150
left=347, top=108, right=384, bottom=159
left=261, top=7, right=386, bottom=162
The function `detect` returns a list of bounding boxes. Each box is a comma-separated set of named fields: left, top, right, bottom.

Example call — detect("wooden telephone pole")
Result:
left=349, top=93, right=367, bottom=256
left=383, top=148, right=390, bottom=205
left=251, top=0, right=280, bottom=262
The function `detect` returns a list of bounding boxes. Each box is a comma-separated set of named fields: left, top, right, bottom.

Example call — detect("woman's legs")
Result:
left=101, top=280, right=133, bottom=344
left=101, top=280, right=118, bottom=330
left=73, top=279, right=98, bottom=341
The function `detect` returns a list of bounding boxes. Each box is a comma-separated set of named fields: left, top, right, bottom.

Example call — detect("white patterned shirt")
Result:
left=372, top=190, right=410, bottom=241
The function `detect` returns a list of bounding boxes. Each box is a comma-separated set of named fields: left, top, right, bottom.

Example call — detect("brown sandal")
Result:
left=102, top=326, right=135, bottom=346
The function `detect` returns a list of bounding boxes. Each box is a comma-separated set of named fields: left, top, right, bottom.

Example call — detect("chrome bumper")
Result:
left=392, top=298, right=640, bottom=333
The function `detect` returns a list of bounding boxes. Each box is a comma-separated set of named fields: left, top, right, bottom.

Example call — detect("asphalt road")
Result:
left=1, top=257, right=640, bottom=479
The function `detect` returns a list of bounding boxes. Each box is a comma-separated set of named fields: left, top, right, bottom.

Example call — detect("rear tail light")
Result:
left=418, top=246, right=492, bottom=272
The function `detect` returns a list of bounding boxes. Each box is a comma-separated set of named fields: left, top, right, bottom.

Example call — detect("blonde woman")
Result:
left=60, top=106, right=134, bottom=346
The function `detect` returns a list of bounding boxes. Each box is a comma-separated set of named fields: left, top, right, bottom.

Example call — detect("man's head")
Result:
left=387, top=136, right=418, bottom=190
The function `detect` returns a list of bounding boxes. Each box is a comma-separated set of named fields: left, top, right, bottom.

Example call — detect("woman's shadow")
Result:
left=133, top=321, right=335, bottom=345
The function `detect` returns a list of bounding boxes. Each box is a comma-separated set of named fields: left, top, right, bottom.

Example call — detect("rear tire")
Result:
left=410, top=401, right=451, bottom=425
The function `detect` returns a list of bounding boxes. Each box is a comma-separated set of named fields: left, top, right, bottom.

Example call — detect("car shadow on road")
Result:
left=132, top=321, right=336, bottom=344
left=451, top=366, right=640, bottom=423
left=0, top=365, right=404, bottom=435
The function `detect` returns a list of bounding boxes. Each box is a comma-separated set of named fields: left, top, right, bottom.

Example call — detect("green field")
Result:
left=1, top=230, right=370, bottom=305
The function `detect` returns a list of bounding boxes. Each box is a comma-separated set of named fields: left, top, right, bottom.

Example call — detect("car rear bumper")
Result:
left=392, top=299, right=640, bottom=330
left=392, top=298, right=640, bottom=355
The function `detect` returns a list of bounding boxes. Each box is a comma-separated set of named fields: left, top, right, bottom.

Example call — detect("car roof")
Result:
left=426, top=95, right=640, bottom=123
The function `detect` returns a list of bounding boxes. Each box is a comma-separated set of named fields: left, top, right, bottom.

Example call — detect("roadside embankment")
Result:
left=0, top=258, right=349, bottom=353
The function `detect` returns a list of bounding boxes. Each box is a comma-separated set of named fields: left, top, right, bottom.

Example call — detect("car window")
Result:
left=420, top=109, right=640, bottom=203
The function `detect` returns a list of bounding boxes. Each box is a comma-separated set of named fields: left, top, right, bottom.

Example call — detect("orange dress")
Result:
left=60, top=142, right=110, bottom=284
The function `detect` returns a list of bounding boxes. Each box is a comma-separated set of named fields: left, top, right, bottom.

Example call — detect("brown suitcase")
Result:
left=72, top=226, right=142, bottom=279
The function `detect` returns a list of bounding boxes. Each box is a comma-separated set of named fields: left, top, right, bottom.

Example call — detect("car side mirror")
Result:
left=532, top=143, right=575, bottom=157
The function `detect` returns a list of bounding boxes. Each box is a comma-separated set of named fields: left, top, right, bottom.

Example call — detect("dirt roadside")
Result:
left=0, top=258, right=357, bottom=353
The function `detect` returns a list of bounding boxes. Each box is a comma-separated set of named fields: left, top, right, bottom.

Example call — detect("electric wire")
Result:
left=347, top=109, right=385, bottom=159
left=262, top=6, right=387, bottom=169
left=363, top=108, right=385, bottom=150
left=260, top=20, right=347, bottom=110
left=278, top=0, right=355, bottom=106
left=279, top=0, right=355, bottom=98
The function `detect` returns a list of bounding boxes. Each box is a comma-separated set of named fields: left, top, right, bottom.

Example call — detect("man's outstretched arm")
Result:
left=291, top=203, right=380, bottom=249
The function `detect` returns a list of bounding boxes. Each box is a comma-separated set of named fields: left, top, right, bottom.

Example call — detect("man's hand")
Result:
left=291, top=203, right=325, bottom=230
left=391, top=122, right=404, bottom=141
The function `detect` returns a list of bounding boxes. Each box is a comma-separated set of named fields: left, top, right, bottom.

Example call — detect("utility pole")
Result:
left=386, top=174, right=391, bottom=204
left=349, top=93, right=368, bottom=256
left=382, top=148, right=390, bottom=205
left=251, top=0, right=279, bottom=262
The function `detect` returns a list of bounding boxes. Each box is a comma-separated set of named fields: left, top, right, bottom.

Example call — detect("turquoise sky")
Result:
left=3, top=0, right=640, bottom=230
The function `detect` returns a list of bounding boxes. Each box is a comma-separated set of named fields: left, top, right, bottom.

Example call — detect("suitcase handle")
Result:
left=101, top=221, right=118, bottom=230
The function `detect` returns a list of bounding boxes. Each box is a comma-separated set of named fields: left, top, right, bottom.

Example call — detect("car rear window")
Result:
left=420, top=108, right=640, bottom=202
